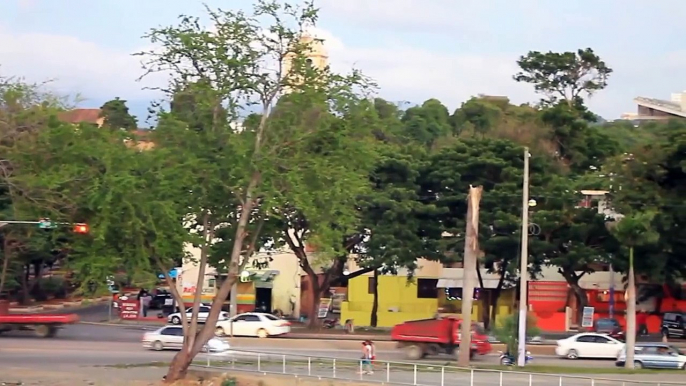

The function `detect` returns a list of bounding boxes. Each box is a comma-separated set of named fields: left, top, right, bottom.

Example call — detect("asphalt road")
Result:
left=2, top=334, right=685, bottom=386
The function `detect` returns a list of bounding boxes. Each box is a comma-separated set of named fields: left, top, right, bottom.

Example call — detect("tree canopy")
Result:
left=1, top=1, right=685, bottom=380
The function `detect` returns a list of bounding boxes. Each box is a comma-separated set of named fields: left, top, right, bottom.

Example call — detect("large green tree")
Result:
left=420, top=138, right=553, bottom=327
left=99, top=97, right=138, bottom=130
left=136, top=0, right=375, bottom=380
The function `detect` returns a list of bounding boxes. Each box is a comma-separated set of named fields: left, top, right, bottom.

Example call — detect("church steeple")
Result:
left=282, top=32, right=329, bottom=94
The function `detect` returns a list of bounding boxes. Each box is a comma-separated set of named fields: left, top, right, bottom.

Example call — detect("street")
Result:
left=2, top=323, right=686, bottom=386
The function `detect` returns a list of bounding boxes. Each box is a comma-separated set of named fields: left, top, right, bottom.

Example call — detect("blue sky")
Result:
left=1, top=0, right=685, bottom=126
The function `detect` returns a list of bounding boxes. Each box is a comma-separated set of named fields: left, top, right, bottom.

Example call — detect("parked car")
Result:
left=214, top=312, right=291, bottom=338
left=167, top=305, right=229, bottom=325
left=616, top=343, right=686, bottom=369
left=149, top=290, right=173, bottom=310
left=555, top=333, right=625, bottom=359
left=661, top=312, right=686, bottom=339
left=142, top=325, right=230, bottom=352
left=592, top=318, right=625, bottom=340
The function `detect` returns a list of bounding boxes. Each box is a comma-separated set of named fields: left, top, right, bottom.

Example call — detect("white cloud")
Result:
left=5, top=21, right=682, bottom=118
left=0, top=26, right=165, bottom=105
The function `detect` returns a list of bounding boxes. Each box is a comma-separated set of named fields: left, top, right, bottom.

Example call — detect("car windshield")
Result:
left=263, top=314, right=279, bottom=321
left=472, top=324, right=486, bottom=335
left=670, top=346, right=683, bottom=355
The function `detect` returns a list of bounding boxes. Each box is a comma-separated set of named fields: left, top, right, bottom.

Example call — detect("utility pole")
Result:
left=517, top=147, right=530, bottom=367
left=457, top=185, right=483, bottom=366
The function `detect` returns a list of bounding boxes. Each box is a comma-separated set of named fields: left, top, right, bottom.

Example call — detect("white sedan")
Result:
left=555, top=333, right=625, bottom=359
left=167, top=305, right=229, bottom=325
left=214, top=312, right=291, bottom=338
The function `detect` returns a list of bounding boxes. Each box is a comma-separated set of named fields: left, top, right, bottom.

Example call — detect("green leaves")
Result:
left=514, top=48, right=612, bottom=106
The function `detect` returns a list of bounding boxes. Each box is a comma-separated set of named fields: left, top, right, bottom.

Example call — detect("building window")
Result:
left=305, top=58, right=313, bottom=67
left=208, top=278, right=216, bottom=288
left=368, top=277, right=376, bottom=294
left=417, top=278, right=438, bottom=299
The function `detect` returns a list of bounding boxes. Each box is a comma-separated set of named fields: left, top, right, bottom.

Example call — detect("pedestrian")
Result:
left=142, top=293, right=152, bottom=317
left=367, top=340, right=376, bottom=370
left=359, top=341, right=373, bottom=375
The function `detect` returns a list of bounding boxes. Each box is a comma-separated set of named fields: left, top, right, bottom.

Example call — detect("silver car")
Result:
left=142, top=325, right=230, bottom=352
left=616, top=343, right=686, bottom=369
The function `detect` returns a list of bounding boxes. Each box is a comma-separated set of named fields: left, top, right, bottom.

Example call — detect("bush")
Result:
left=37, top=277, right=68, bottom=299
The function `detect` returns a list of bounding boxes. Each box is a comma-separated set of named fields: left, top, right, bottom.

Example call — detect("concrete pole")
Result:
left=517, top=147, right=530, bottom=367
left=457, top=185, right=483, bottom=366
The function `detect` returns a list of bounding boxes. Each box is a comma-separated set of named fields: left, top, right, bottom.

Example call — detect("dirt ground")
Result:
left=0, top=366, right=369, bottom=386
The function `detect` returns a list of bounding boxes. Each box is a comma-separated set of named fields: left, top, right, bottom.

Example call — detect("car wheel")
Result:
left=566, top=349, right=579, bottom=360
left=171, top=316, right=181, bottom=325
left=634, top=361, right=643, bottom=369
left=215, top=327, right=225, bottom=337
left=152, top=341, right=164, bottom=351
left=257, top=328, right=268, bottom=339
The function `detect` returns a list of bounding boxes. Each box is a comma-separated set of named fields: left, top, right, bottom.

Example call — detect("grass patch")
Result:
left=472, top=364, right=675, bottom=375
left=99, top=361, right=170, bottom=369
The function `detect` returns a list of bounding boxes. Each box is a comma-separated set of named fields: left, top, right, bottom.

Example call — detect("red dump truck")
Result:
left=391, top=317, right=492, bottom=360
left=0, top=300, right=79, bottom=338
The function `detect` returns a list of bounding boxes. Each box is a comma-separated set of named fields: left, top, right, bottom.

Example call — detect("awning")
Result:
left=437, top=278, right=501, bottom=289
left=158, top=268, right=179, bottom=279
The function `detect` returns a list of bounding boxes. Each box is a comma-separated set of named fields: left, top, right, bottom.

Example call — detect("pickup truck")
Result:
left=391, top=316, right=492, bottom=360
left=0, top=300, right=79, bottom=338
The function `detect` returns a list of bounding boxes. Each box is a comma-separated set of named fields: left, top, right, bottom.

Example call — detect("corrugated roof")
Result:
left=57, top=109, right=102, bottom=124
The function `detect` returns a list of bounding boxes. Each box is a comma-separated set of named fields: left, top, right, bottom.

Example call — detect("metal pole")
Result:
left=440, top=366, right=445, bottom=386
left=229, top=281, right=238, bottom=318
left=258, top=353, right=261, bottom=372
left=517, top=147, right=530, bottom=367
left=308, top=357, right=311, bottom=376
left=333, top=359, right=336, bottom=378
left=386, top=362, right=390, bottom=383
left=282, top=354, right=286, bottom=373
left=413, top=364, right=417, bottom=385
left=470, top=369, right=474, bottom=386
left=609, top=264, right=615, bottom=318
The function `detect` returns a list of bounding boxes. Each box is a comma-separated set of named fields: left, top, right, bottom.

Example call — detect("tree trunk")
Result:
left=0, top=237, right=11, bottom=297
left=165, top=350, right=192, bottom=382
left=457, top=185, right=482, bottom=366
left=20, top=264, right=30, bottom=305
left=370, top=269, right=379, bottom=327
left=625, top=247, right=636, bottom=369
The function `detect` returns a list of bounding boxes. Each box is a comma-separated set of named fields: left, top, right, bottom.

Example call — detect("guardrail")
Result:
left=194, top=349, right=682, bottom=386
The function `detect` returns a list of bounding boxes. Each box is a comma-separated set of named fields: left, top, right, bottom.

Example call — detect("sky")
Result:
left=1, top=0, right=685, bottom=127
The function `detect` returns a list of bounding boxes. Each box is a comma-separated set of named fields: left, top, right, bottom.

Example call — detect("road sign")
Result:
left=119, top=298, right=140, bottom=320
left=38, top=218, right=54, bottom=229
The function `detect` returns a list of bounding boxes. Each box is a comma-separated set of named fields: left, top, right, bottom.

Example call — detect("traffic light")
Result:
left=73, top=223, right=89, bottom=234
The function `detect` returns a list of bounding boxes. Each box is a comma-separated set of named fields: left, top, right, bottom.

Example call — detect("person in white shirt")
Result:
left=359, top=341, right=374, bottom=375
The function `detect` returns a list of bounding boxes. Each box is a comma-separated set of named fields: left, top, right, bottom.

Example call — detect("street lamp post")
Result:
left=517, top=148, right=531, bottom=367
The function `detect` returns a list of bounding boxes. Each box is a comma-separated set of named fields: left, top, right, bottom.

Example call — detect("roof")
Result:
left=57, top=108, right=102, bottom=124
left=634, top=97, right=686, bottom=118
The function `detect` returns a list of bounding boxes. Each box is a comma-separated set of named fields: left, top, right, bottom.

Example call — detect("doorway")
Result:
left=255, top=287, right=272, bottom=313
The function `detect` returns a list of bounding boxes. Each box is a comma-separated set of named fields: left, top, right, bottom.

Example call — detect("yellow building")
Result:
left=340, top=259, right=443, bottom=327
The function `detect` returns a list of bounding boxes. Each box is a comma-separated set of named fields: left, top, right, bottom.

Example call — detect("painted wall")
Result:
left=341, top=275, right=437, bottom=327
left=179, top=245, right=302, bottom=316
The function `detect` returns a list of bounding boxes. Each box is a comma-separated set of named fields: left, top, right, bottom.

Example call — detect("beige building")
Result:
left=621, top=91, right=686, bottom=120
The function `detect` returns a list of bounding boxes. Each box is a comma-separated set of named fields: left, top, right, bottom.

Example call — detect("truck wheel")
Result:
left=34, top=325, right=54, bottom=338
left=405, top=345, right=423, bottom=360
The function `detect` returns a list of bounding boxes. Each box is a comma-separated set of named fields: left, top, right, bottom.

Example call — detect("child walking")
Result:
left=359, top=341, right=374, bottom=375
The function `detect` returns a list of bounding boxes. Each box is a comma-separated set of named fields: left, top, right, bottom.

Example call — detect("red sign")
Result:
left=119, top=298, right=140, bottom=320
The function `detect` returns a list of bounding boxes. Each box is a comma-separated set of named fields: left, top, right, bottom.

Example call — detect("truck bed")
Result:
left=0, top=313, right=79, bottom=324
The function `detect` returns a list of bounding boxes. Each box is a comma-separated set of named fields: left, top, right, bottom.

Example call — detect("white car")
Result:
left=555, top=333, right=625, bottom=359
left=168, top=305, right=229, bottom=325
left=142, top=325, right=230, bottom=352
left=214, top=312, right=291, bottom=338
